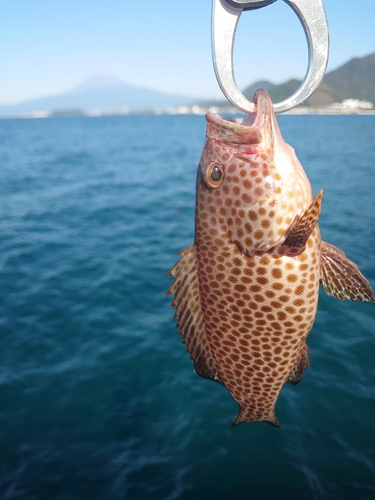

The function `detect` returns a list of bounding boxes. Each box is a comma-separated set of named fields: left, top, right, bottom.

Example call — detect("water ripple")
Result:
left=1, top=115, right=374, bottom=499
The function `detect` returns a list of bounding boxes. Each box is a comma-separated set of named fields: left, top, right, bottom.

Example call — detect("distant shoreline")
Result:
left=285, top=107, right=375, bottom=115
left=1, top=106, right=375, bottom=119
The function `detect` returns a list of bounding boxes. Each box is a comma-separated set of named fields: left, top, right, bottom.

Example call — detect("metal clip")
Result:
left=212, top=0, right=329, bottom=113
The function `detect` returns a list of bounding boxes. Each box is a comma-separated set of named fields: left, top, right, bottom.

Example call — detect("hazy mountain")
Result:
left=242, top=79, right=302, bottom=105
left=0, top=74, right=196, bottom=117
left=242, top=80, right=275, bottom=99
left=308, top=52, right=375, bottom=105
left=241, top=52, right=375, bottom=107
left=1, top=51, right=374, bottom=117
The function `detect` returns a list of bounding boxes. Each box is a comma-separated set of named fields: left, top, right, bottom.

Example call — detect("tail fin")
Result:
left=231, top=405, right=280, bottom=428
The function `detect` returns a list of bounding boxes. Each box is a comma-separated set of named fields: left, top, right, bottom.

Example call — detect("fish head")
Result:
left=196, top=89, right=313, bottom=256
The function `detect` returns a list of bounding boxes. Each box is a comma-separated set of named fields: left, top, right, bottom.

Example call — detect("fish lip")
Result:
left=205, top=88, right=271, bottom=144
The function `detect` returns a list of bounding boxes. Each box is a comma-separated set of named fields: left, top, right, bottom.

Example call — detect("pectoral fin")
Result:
left=281, top=190, right=323, bottom=256
left=320, top=241, right=375, bottom=302
left=167, top=245, right=223, bottom=384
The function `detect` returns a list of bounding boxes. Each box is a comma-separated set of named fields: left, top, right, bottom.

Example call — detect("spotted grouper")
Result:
left=167, top=89, right=374, bottom=427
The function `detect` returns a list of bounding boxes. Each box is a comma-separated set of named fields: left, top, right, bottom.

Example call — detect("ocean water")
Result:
left=0, top=113, right=374, bottom=499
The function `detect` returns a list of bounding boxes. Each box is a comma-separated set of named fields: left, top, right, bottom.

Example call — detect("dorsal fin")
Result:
left=167, top=245, right=223, bottom=384
left=320, top=241, right=375, bottom=302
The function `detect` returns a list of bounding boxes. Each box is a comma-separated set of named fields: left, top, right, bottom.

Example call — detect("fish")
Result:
left=167, top=89, right=375, bottom=427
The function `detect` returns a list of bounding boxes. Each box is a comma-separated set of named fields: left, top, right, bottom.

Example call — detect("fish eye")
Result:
left=203, top=162, right=224, bottom=189
left=211, top=165, right=222, bottom=181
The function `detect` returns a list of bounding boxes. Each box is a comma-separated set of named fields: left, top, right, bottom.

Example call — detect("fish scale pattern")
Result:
left=195, top=177, right=320, bottom=427
left=201, top=138, right=306, bottom=257
left=168, top=89, right=374, bottom=427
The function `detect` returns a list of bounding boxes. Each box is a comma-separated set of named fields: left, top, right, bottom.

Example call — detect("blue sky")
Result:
left=0, top=0, right=374, bottom=104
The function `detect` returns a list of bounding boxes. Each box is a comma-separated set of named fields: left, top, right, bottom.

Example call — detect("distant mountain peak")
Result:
left=68, top=74, right=132, bottom=94
left=0, top=73, right=195, bottom=117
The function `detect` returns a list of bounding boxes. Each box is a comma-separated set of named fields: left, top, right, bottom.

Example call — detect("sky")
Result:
left=0, top=0, right=374, bottom=105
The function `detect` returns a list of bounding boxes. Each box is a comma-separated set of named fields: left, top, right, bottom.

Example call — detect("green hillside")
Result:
left=241, top=52, right=375, bottom=107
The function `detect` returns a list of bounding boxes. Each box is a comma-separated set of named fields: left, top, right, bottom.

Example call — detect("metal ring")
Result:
left=224, top=0, right=277, bottom=9
left=212, top=0, right=329, bottom=113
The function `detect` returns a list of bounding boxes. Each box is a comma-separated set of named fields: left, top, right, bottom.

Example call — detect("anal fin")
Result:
left=287, top=344, right=310, bottom=385
left=167, top=245, right=223, bottom=384
left=320, top=241, right=375, bottom=302
left=280, top=190, right=323, bottom=257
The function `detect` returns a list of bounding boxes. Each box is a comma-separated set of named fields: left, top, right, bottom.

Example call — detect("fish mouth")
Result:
left=206, top=89, right=273, bottom=145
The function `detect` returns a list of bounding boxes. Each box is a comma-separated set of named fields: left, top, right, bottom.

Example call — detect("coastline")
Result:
left=1, top=105, right=375, bottom=119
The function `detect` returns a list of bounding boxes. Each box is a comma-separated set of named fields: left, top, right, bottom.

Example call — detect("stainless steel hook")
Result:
left=212, top=0, right=329, bottom=113
left=224, top=0, right=277, bottom=9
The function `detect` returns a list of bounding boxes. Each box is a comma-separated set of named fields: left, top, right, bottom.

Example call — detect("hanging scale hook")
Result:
left=212, top=0, right=329, bottom=113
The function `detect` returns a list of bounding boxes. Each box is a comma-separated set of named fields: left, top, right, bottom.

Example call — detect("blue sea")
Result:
left=0, top=113, right=375, bottom=499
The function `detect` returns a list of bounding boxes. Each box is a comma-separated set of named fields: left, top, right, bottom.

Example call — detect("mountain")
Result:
left=0, top=74, right=196, bottom=117
left=243, top=79, right=302, bottom=104
left=308, top=52, right=375, bottom=105
left=241, top=52, right=375, bottom=107
left=1, top=52, right=374, bottom=117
